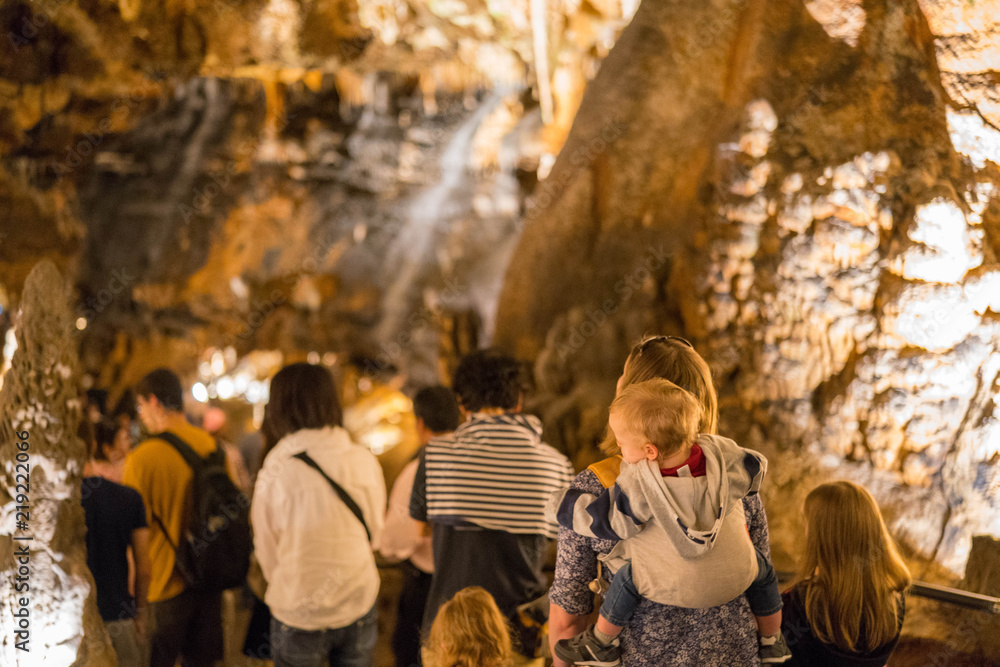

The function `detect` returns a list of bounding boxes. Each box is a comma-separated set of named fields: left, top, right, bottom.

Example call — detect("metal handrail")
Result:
left=909, top=581, right=1000, bottom=614
left=776, top=572, right=1000, bottom=614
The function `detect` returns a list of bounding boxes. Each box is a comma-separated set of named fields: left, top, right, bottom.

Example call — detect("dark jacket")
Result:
left=782, top=585, right=904, bottom=666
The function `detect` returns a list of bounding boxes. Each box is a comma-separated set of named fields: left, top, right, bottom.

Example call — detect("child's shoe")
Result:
left=554, top=626, right=621, bottom=667
left=759, top=631, right=793, bottom=663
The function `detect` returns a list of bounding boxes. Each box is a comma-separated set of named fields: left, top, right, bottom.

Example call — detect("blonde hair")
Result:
left=422, top=587, right=513, bottom=667
left=601, top=335, right=718, bottom=454
left=793, top=481, right=911, bottom=653
left=610, top=379, right=701, bottom=458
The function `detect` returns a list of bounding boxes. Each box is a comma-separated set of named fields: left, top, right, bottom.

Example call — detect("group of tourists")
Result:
left=79, top=335, right=912, bottom=667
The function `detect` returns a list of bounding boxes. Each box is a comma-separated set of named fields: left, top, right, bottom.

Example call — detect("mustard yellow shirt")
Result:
left=122, top=420, right=219, bottom=603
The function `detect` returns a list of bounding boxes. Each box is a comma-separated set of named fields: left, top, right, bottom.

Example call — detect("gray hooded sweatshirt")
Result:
left=549, top=434, right=767, bottom=608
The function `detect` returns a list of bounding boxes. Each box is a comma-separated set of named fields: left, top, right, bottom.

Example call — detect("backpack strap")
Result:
left=155, top=431, right=225, bottom=469
left=293, top=451, right=372, bottom=542
left=150, top=431, right=215, bottom=586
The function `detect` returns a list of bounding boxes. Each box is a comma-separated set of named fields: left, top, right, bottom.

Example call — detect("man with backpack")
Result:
left=124, top=368, right=250, bottom=667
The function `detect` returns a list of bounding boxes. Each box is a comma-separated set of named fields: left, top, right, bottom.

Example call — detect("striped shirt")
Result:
left=422, top=413, right=573, bottom=539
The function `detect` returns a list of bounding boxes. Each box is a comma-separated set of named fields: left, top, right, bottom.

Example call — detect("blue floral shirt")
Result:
left=549, top=467, right=770, bottom=665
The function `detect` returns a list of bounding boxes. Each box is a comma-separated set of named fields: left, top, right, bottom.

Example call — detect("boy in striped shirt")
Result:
left=410, top=349, right=573, bottom=655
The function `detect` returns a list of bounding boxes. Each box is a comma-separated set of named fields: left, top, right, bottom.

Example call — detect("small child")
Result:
left=551, top=378, right=791, bottom=666
left=422, top=586, right=513, bottom=667
left=782, top=481, right=911, bottom=664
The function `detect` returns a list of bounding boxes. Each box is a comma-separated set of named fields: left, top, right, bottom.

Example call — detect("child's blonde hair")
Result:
left=422, top=586, right=513, bottom=667
left=793, top=481, right=912, bottom=653
left=610, top=378, right=701, bottom=458
left=601, top=335, right=717, bottom=455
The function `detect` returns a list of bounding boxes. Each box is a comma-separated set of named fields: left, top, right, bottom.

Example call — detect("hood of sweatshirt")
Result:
left=626, top=433, right=767, bottom=559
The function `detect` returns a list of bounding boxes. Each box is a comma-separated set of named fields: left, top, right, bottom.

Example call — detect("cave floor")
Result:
left=217, top=568, right=996, bottom=667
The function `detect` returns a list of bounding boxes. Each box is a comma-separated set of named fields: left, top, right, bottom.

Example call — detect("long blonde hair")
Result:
left=793, top=481, right=911, bottom=653
left=601, top=335, right=718, bottom=454
left=422, top=587, right=513, bottom=667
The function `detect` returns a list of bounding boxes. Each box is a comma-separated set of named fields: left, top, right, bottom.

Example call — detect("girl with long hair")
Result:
left=251, top=363, right=386, bottom=667
left=782, top=481, right=911, bottom=665
left=422, top=587, right=513, bottom=667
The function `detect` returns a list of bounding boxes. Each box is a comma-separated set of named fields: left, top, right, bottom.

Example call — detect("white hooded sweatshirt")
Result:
left=252, top=426, right=386, bottom=630
left=550, top=434, right=766, bottom=608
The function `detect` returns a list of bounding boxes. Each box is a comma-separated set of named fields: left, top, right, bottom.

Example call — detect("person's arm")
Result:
left=548, top=468, right=613, bottom=666
left=554, top=481, right=646, bottom=541
left=250, top=472, right=284, bottom=582
left=744, top=493, right=771, bottom=559
left=362, top=452, right=387, bottom=546
left=549, top=603, right=592, bottom=667
left=376, top=460, right=422, bottom=562
left=131, top=527, right=151, bottom=637
left=407, top=449, right=428, bottom=525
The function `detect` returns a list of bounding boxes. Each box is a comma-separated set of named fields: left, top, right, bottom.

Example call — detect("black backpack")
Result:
left=151, top=432, right=252, bottom=592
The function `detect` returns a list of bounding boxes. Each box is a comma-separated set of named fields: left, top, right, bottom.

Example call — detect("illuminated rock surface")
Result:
left=0, top=0, right=635, bottom=390
left=494, top=0, right=1000, bottom=639
left=0, top=261, right=112, bottom=666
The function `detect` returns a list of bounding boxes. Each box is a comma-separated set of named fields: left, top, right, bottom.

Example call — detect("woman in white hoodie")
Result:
left=251, top=363, right=386, bottom=667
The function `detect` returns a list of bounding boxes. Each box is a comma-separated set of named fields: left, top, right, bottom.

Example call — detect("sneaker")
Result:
left=759, top=631, right=793, bottom=664
left=554, top=626, right=621, bottom=667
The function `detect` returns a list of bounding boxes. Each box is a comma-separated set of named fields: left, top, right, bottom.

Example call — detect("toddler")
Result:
left=551, top=378, right=791, bottom=666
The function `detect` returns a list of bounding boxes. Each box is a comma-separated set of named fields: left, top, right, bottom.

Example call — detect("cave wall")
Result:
left=495, top=0, right=1000, bottom=593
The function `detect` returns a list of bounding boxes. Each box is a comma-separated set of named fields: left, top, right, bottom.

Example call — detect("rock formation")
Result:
left=0, top=0, right=636, bottom=392
left=0, top=261, right=112, bottom=665
left=495, top=0, right=1000, bottom=584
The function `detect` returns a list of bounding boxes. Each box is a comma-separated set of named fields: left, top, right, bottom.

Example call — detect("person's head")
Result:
left=203, top=406, right=227, bottom=436
left=262, top=363, right=342, bottom=457
left=86, top=388, right=107, bottom=423
left=413, top=386, right=462, bottom=444
left=608, top=378, right=701, bottom=464
left=451, top=349, right=523, bottom=414
left=135, top=368, right=185, bottom=431
left=92, top=417, right=130, bottom=463
left=795, top=481, right=912, bottom=653
left=601, top=335, right=717, bottom=455
left=422, top=586, right=512, bottom=667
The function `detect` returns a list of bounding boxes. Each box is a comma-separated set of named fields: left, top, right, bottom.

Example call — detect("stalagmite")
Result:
left=0, top=261, right=114, bottom=665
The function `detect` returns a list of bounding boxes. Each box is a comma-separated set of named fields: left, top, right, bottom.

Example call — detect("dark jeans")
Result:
left=600, top=548, right=783, bottom=626
left=746, top=547, right=783, bottom=616
left=393, top=561, right=432, bottom=667
left=270, top=604, right=378, bottom=667
left=148, top=588, right=224, bottom=667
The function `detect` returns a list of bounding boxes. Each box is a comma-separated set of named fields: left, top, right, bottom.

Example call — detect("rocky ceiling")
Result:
left=0, top=0, right=635, bottom=390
